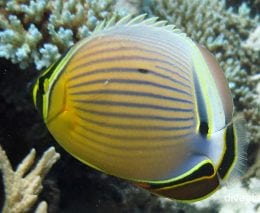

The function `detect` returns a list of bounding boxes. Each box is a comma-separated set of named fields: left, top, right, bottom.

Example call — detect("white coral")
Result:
left=0, top=0, right=126, bottom=69
left=243, top=25, right=260, bottom=51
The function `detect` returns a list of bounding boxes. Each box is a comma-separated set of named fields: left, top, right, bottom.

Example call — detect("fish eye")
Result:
left=199, top=121, right=209, bottom=137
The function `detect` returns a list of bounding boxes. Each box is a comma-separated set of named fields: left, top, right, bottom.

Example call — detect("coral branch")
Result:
left=0, top=145, right=60, bottom=213
left=242, top=25, right=260, bottom=51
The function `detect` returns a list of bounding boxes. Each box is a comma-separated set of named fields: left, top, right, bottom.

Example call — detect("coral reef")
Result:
left=0, top=0, right=127, bottom=70
left=0, top=145, right=60, bottom=213
left=115, top=0, right=141, bottom=15
left=226, top=0, right=260, bottom=15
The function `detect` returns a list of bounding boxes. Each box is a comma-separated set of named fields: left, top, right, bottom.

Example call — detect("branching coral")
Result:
left=0, top=145, right=60, bottom=213
left=115, top=0, right=142, bottom=15
left=0, top=0, right=128, bottom=70
left=243, top=25, right=260, bottom=51
left=147, top=0, right=260, bottom=151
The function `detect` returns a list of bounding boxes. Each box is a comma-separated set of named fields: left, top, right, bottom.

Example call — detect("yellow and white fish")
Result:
left=33, top=15, right=245, bottom=202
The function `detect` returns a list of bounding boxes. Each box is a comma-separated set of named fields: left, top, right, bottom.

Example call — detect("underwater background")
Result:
left=0, top=0, right=259, bottom=212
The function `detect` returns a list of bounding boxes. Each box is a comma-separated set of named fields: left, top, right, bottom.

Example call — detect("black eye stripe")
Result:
left=37, top=46, right=73, bottom=94
left=38, top=76, right=45, bottom=94
left=34, top=46, right=73, bottom=117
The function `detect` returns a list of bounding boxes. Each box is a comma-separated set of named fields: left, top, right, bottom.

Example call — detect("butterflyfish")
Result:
left=33, top=15, right=245, bottom=202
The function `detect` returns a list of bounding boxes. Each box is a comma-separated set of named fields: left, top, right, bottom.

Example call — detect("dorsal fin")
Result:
left=125, top=14, right=147, bottom=26
left=91, top=14, right=191, bottom=42
left=115, top=14, right=138, bottom=26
